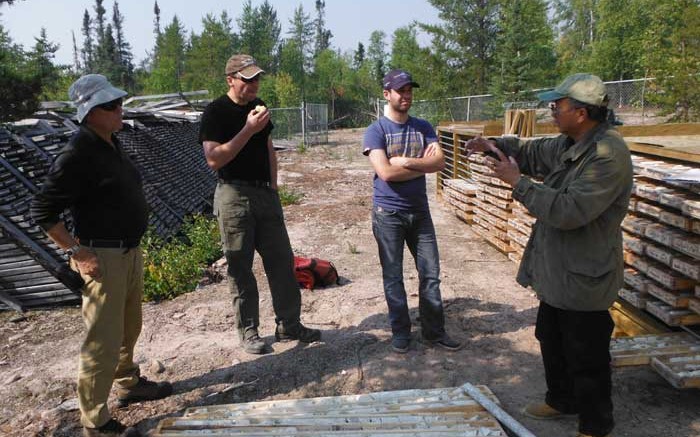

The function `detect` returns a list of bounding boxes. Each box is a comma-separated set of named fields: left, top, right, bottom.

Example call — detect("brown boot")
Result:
left=116, top=376, right=173, bottom=408
left=83, top=418, right=141, bottom=437
left=522, top=402, right=577, bottom=420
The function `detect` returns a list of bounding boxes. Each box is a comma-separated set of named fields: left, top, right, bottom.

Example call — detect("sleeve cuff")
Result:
left=512, top=177, right=531, bottom=201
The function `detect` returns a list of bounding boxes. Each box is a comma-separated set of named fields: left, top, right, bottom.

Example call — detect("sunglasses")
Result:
left=96, top=98, right=123, bottom=111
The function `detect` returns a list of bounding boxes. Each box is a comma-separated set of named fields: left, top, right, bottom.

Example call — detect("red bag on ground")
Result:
left=293, top=256, right=339, bottom=290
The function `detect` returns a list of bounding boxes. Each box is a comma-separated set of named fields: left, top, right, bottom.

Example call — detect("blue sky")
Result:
left=0, top=0, right=441, bottom=66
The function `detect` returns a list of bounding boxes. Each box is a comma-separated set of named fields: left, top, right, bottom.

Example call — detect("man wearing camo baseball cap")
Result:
left=465, top=73, right=632, bottom=437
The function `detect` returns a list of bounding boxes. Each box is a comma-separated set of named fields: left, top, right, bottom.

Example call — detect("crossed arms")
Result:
left=368, top=142, right=445, bottom=182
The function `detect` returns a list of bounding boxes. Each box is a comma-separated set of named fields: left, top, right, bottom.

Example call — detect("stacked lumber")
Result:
left=441, top=179, right=478, bottom=224
left=610, top=333, right=700, bottom=389
left=507, top=203, right=535, bottom=264
left=504, top=109, right=536, bottom=138
left=621, top=155, right=700, bottom=327
left=651, top=352, right=700, bottom=388
left=610, top=332, right=700, bottom=366
left=467, top=154, right=516, bottom=254
left=153, top=385, right=508, bottom=436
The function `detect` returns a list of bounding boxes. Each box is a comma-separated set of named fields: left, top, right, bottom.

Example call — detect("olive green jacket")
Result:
left=494, top=122, right=633, bottom=311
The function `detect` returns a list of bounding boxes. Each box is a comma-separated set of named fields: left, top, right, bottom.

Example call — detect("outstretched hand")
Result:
left=464, top=135, right=495, bottom=157
left=484, top=147, right=521, bottom=187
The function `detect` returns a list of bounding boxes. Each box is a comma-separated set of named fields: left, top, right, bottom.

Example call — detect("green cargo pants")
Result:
left=213, top=182, right=302, bottom=340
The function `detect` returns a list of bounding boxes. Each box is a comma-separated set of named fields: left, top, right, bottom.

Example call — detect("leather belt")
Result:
left=82, top=239, right=140, bottom=249
left=218, top=178, right=271, bottom=188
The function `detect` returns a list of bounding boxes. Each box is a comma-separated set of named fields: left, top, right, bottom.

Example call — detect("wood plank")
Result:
left=610, top=300, right=670, bottom=336
left=651, top=352, right=700, bottom=389
left=610, top=332, right=700, bottom=366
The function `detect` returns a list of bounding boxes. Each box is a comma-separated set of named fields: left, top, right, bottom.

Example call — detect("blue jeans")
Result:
left=372, top=206, right=446, bottom=341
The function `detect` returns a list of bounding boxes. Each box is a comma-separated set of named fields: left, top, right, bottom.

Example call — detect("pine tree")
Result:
left=421, top=0, right=500, bottom=94
left=366, top=30, right=387, bottom=86
left=313, top=0, right=332, bottom=58
left=112, top=1, right=135, bottom=89
left=287, top=4, right=314, bottom=98
left=353, top=42, right=365, bottom=70
left=29, top=27, right=61, bottom=100
left=72, top=30, right=81, bottom=73
left=489, top=0, right=556, bottom=109
left=146, top=15, right=187, bottom=93
left=81, top=9, right=94, bottom=72
left=184, top=12, right=236, bottom=97
left=153, top=1, right=161, bottom=38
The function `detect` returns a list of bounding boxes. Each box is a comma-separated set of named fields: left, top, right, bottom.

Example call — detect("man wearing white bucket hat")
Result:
left=31, top=74, right=172, bottom=437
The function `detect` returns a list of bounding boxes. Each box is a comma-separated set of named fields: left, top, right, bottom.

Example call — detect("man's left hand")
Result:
left=485, top=146, right=521, bottom=187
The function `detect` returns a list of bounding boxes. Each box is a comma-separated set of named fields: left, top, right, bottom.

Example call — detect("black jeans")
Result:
left=535, top=301, right=614, bottom=437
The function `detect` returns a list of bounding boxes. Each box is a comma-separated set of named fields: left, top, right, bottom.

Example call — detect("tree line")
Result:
left=1, top=0, right=699, bottom=124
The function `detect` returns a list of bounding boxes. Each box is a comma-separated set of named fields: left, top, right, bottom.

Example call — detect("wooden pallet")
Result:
left=610, top=332, right=700, bottom=366
left=153, top=385, right=508, bottom=436
left=651, top=352, right=700, bottom=388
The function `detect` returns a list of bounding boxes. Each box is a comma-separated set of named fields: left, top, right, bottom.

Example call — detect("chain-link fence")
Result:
left=378, top=78, right=664, bottom=126
left=269, top=102, right=328, bottom=148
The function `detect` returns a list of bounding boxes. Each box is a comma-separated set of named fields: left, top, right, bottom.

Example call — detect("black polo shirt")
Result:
left=30, top=126, right=148, bottom=241
left=199, top=94, right=274, bottom=182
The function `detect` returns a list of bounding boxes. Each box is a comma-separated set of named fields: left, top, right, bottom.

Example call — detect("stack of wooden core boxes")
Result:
left=621, top=154, right=700, bottom=327
left=441, top=178, right=478, bottom=224
left=466, top=153, right=517, bottom=254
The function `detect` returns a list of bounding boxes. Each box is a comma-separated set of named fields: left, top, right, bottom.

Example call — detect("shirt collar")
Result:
left=561, top=122, right=610, bottom=162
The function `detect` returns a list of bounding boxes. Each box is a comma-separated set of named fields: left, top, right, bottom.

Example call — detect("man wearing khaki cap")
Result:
left=31, top=74, right=172, bottom=437
left=200, top=54, right=320, bottom=355
left=466, top=73, right=633, bottom=437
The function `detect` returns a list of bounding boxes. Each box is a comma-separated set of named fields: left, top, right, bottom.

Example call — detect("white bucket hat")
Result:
left=68, top=74, right=127, bottom=123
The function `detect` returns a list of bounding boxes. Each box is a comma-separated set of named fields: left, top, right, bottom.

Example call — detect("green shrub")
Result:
left=278, top=185, right=304, bottom=206
left=142, top=214, right=222, bottom=302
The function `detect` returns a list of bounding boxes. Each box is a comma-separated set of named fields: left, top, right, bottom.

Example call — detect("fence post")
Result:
left=641, top=78, right=647, bottom=125
left=466, top=97, right=471, bottom=122
left=301, top=101, right=306, bottom=147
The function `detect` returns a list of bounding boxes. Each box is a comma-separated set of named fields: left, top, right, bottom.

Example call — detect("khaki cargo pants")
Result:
left=72, top=247, right=143, bottom=428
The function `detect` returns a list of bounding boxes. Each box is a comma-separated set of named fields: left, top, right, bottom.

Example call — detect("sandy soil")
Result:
left=1, top=129, right=699, bottom=437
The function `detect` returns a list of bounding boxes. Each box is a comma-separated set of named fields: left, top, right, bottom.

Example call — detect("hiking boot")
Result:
left=522, top=402, right=577, bottom=420
left=83, top=418, right=141, bottom=437
left=423, top=334, right=461, bottom=351
left=391, top=337, right=410, bottom=354
left=241, top=332, right=267, bottom=355
left=116, top=376, right=173, bottom=408
left=275, top=323, right=321, bottom=343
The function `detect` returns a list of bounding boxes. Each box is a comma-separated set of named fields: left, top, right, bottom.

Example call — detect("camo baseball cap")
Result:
left=225, top=54, right=265, bottom=79
left=537, top=73, right=609, bottom=107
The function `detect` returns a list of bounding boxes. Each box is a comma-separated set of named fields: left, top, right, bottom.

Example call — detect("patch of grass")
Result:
left=347, top=241, right=360, bottom=254
left=142, top=214, right=222, bottom=302
left=278, top=185, right=304, bottom=206
left=297, top=141, right=308, bottom=153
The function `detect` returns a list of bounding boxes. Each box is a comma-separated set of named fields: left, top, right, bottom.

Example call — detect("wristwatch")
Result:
left=65, top=244, right=82, bottom=257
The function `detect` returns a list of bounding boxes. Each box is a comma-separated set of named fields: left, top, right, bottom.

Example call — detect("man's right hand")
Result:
left=464, top=135, right=497, bottom=157
left=245, top=107, right=270, bottom=135
left=72, top=250, right=101, bottom=279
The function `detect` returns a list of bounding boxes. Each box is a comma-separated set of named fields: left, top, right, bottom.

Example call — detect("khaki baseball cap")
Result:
left=537, top=73, right=608, bottom=107
left=225, top=54, right=265, bottom=79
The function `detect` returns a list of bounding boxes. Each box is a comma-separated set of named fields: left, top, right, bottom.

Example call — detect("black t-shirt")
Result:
left=199, top=94, right=274, bottom=181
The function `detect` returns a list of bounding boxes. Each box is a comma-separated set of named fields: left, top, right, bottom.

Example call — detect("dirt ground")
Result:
left=1, top=128, right=699, bottom=437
